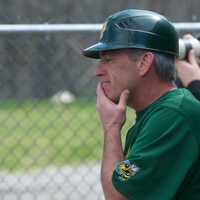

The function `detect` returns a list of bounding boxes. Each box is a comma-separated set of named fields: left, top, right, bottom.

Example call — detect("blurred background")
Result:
left=0, top=0, right=199, bottom=199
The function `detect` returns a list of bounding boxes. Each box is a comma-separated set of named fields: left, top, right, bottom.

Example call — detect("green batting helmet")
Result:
left=83, top=9, right=179, bottom=59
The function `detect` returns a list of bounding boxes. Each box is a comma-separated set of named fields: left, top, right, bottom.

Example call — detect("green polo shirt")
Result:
left=112, top=88, right=200, bottom=200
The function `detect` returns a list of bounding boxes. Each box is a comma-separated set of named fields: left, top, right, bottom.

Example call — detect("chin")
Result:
left=107, top=93, right=120, bottom=103
left=103, top=87, right=120, bottom=103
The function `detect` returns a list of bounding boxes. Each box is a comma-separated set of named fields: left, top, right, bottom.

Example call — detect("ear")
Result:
left=137, top=52, right=154, bottom=76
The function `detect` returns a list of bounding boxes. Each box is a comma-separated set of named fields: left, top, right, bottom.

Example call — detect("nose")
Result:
left=95, top=63, right=106, bottom=78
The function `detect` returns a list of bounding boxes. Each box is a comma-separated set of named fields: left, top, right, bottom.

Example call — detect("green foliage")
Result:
left=0, top=99, right=135, bottom=172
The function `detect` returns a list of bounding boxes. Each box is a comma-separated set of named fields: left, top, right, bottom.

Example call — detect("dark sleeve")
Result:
left=186, top=80, right=200, bottom=101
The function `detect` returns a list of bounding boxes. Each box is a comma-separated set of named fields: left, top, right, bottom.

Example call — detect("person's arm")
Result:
left=96, top=83, right=129, bottom=200
left=186, top=80, right=200, bottom=101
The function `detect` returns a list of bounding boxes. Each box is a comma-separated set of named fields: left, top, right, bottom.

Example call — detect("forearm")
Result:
left=95, top=84, right=129, bottom=199
left=101, top=127, right=127, bottom=200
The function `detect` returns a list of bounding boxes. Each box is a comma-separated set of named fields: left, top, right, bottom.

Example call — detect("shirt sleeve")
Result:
left=112, top=107, right=198, bottom=200
left=186, top=80, right=200, bottom=101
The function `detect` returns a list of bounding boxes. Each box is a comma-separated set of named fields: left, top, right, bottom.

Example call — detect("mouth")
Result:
left=101, top=81, right=111, bottom=92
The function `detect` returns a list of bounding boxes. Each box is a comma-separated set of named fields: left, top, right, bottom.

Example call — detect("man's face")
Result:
left=96, top=50, right=139, bottom=103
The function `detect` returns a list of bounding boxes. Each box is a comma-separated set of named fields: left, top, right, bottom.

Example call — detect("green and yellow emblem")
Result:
left=115, top=160, right=140, bottom=181
left=100, top=21, right=107, bottom=40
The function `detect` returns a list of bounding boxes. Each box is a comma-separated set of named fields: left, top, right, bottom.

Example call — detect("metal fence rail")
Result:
left=0, top=23, right=199, bottom=200
left=0, top=22, right=199, bottom=33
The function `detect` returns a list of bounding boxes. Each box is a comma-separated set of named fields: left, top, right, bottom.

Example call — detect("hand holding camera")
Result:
left=176, top=34, right=200, bottom=87
left=179, top=34, right=200, bottom=62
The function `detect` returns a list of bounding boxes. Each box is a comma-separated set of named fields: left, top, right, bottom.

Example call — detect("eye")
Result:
left=101, top=55, right=112, bottom=63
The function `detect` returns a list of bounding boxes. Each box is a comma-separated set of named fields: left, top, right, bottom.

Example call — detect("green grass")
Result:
left=0, top=99, right=135, bottom=172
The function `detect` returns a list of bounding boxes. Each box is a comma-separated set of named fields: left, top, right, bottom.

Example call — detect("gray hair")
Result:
left=127, top=49, right=176, bottom=82
left=153, top=52, right=176, bottom=82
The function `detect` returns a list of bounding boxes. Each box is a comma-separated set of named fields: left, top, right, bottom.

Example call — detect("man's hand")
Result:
left=96, top=83, right=130, bottom=133
left=97, top=83, right=129, bottom=200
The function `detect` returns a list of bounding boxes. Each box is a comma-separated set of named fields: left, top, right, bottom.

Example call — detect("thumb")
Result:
left=118, top=90, right=130, bottom=109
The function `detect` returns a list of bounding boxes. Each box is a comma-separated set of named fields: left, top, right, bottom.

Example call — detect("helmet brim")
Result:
left=83, top=40, right=178, bottom=59
left=82, top=42, right=138, bottom=59
left=82, top=42, right=109, bottom=59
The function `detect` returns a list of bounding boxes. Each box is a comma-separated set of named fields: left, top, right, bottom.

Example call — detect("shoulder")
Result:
left=134, top=89, right=200, bottom=139
left=137, top=88, right=200, bottom=146
left=154, top=88, right=200, bottom=118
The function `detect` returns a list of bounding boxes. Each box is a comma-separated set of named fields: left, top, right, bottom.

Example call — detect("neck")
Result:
left=129, top=80, right=176, bottom=112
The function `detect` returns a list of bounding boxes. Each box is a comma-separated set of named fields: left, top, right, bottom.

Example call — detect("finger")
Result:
left=118, top=90, right=130, bottom=109
left=96, top=83, right=107, bottom=100
left=96, top=85, right=103, bottom=112
left=96, top=83, right=103, bottom=106
left=188, top=49, right=198, bottom=67
left=96, top=83, right=101, bottom=97
left=96, top=83, right=112, bottom=106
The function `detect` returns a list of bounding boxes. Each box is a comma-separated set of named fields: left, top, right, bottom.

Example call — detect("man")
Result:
left=83, top=9, right=200, bottom=200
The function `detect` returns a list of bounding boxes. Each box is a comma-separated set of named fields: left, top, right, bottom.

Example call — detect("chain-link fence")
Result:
left=0, top=23, right=199, bottom=200
left=0, top=27, right=104, bottom=200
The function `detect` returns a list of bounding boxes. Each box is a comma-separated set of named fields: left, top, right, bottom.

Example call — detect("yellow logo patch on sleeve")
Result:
left=115, top=160, right=140, bottom=181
